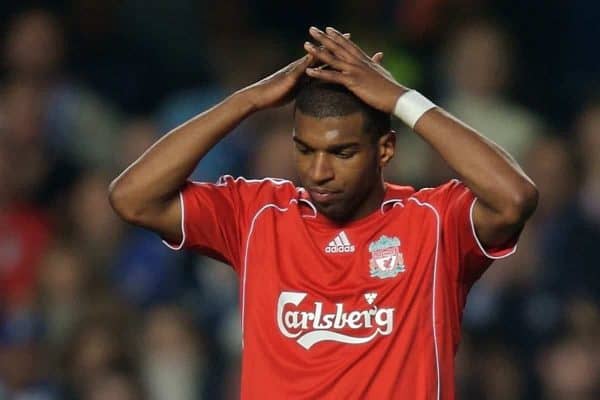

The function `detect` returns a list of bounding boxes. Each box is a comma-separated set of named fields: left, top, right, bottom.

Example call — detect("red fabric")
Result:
left=164, top=176, right=519, bottom=399
left=0, top=206, right=51, bottom=309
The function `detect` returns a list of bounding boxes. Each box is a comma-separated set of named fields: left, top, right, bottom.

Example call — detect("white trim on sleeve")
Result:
left=469, top=197, right=518, bottom=259
left=241, top=200, right=296, bottom=349
left=161, top=191, right=186, bottom=251
left=407, top=197, right=441, bottom=400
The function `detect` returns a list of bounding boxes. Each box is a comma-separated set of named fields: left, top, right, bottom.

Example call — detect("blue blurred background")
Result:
left=0, top=1, right=598, bottom=399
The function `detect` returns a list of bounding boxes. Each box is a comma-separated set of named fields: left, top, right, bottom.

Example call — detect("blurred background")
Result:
left=0, top=0, right=598, bottom=399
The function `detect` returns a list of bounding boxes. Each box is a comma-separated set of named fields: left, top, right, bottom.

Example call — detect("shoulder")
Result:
left=212, top=175, right=298, bottom=204
left=410, top=179, right=469, bottom=202
left=383, top=179, right=470, bottom=206
left=384, top=182, right=417, bottom=197
left=407, top=179, right=476, bottom=218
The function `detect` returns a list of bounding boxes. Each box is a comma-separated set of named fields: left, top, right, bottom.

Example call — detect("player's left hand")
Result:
left=304, top=26, right=408, bottom=114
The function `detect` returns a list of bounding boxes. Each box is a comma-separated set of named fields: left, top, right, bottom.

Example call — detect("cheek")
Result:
left=337, top=155, right=378, bottom=190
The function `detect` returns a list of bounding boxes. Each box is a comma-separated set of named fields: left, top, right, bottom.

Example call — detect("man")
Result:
left=109, top=26, right=538, bottom=399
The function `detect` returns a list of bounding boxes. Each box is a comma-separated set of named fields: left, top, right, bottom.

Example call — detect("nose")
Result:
left=309, top=152, right=334, bottom=184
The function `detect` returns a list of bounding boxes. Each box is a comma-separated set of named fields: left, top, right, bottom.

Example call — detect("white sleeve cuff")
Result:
left=161, top=191, right=186, bottom=251
left=469, top=197, right=518, bottom=259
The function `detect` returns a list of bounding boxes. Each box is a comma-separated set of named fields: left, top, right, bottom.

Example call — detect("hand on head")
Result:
left=303, top=26, right=406, bottom=114
left=240, top=26, right=404, bottom=113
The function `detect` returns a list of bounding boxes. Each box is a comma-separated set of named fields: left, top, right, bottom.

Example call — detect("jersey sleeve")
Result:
left=161, top=175, right=244, bottom=269
left=161, top=175, right=296, bottom=273
left=422, top=180, right=519, bottom=285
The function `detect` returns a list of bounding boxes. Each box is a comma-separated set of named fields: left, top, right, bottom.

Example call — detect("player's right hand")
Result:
left=239, top=54, right=316, bottom=111
left=237, top=33, right=380, bottom=112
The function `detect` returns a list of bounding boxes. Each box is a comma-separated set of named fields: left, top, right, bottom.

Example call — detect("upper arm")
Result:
left=421, top=180, right=523, bottom=285
left=134, top=176, right=294, bottom=271
left=151, top=193, right=184, bottom=246
left=108, top=179, right=183, bottom=243
left=471, top=199, right=527, bottom=250
left=109, top=178, right=239, bottom=265
left=110, top=190, right=184, bottom=246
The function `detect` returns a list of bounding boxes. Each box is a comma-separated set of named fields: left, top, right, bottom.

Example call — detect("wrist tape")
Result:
left=393, top=90, right=437, bottom=129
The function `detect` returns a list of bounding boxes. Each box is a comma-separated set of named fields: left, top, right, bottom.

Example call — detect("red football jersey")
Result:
left=163, top=176, right=518, bottom=399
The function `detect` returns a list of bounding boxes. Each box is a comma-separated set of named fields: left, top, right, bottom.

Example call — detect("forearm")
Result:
left=109, top=90, right=255, bottom=216
left=413, top=107, right=537, bottom=216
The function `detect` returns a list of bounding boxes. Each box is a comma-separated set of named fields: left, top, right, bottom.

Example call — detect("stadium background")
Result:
left=0, top=1, right=598, bottom=399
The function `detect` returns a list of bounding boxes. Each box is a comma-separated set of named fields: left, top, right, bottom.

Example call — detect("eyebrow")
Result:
left=292, top=136, right=361, bottom=152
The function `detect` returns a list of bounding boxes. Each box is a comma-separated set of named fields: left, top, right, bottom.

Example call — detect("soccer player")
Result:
left=109, top=26, right=538, bottom=399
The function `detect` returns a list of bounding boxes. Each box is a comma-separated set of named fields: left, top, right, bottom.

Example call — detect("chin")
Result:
left=317, top=202, right=352, bottom=223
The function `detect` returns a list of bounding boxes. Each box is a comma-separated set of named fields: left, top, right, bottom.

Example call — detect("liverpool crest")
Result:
left=369, top=235, right=405, bottom=279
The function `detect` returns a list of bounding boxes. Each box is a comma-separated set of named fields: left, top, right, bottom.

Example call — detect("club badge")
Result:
left=369, top=235, right=405, bottom=279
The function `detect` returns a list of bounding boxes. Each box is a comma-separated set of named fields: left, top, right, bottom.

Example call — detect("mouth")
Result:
left=308, top=188, right=342, bottom=203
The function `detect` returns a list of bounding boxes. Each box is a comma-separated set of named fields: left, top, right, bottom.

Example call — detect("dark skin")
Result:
left=109, top=26, right=537, bottom=250
left=302, top=26, right=538, bottom=247
left=293, top=111, right=394, bottom=222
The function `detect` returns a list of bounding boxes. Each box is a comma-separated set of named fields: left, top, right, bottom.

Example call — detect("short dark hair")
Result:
left=294, top=77, right=390, bottom=140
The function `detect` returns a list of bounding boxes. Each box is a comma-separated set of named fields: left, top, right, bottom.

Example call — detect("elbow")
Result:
left=503, top=180, right=539, bottom=224
left=517, top=181, right=539, bottom=218
left=108, top=178, right=143, bottom=225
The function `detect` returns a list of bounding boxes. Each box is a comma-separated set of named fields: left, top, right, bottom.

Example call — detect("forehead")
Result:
left=293, top=111, right=368, bottom=146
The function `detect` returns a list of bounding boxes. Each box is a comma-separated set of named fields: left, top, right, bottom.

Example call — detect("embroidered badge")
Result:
left=369, top=235, right=406, bottom=279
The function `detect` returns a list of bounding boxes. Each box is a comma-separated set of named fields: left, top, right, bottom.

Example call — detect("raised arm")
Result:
left=108, top=54, right=316, bottom=243
left=303, top=26, right=538, bottom=248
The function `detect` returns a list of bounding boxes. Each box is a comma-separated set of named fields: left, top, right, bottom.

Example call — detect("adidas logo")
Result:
left=325, top=231, right=355, bottom=253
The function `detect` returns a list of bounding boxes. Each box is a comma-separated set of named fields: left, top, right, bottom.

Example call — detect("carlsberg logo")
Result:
left=277, top=291, right=395, bottom=350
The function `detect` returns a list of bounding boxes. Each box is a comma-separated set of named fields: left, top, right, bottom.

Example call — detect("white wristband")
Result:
left=393, top=90, right=437, bottom=129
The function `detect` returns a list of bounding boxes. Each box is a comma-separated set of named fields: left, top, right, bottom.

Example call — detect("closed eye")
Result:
left=295, top=144, right=313, bottom=155
left=334, top=150, right=357, bottom=159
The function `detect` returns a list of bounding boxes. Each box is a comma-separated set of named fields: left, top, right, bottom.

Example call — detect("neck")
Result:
left=334, top=177, right=386, bottom=224
left=356, top=178, right=387, bottom=219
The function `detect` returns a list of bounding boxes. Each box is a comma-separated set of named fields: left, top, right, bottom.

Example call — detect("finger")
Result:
left=288, top=53, right=314, bottom=76
left=325, top=26, right=369, bottom=60
left=304, top=41, right=353, bottom=71
left=302, top=53, right=317, bottom=68
left=309, top=26, right=355, bottom=63
left=372, top=52, right=384, bottom=64
left=305, top=44, right=335, bottom=69
left=305, top=67, right=350, bottom=86
left=312, top=33, right=350, bottom=65
left=299, top=53, right=314, bottom=66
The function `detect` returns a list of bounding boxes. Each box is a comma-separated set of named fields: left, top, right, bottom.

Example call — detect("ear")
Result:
left=378, top=130, right=396, bottom=167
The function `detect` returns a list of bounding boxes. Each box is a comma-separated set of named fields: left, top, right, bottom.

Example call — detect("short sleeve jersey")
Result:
left=163, top=175, right=518, bottom=400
